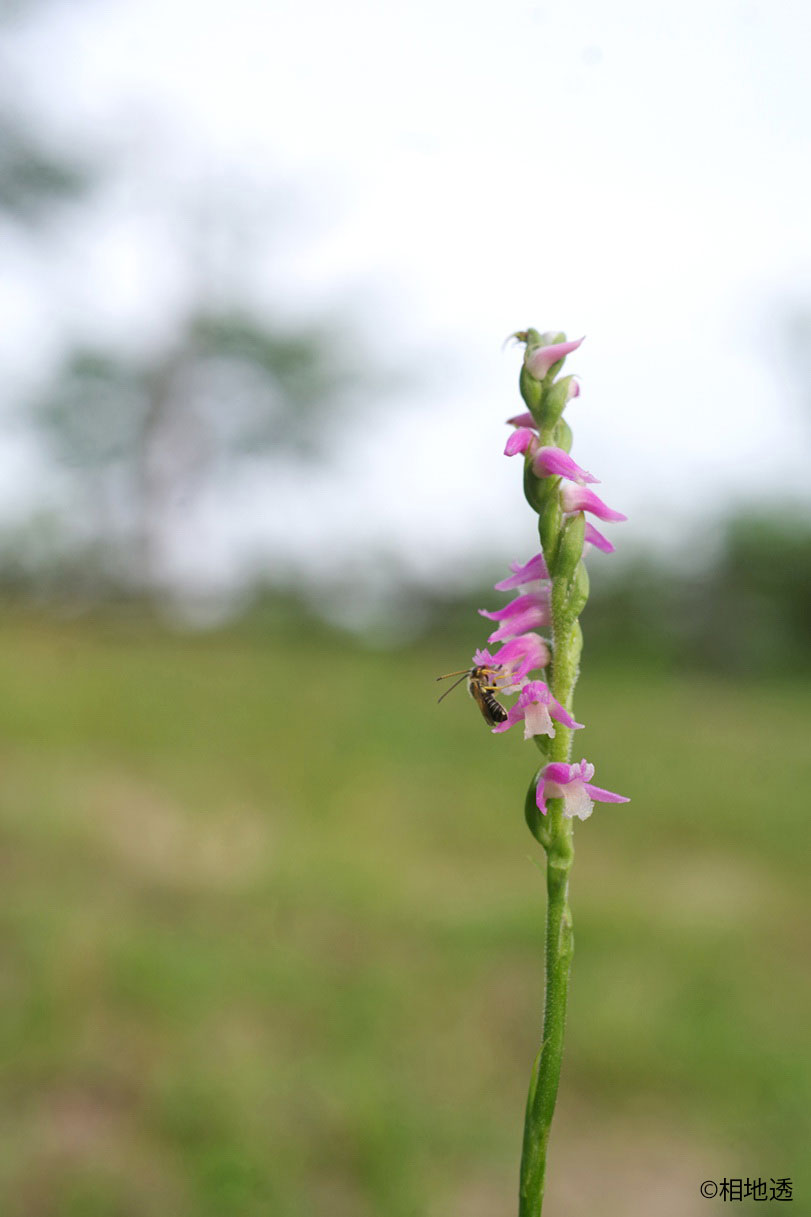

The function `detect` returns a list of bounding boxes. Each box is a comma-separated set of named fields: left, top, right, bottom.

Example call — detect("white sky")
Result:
left=1, top=0, right=810, bottom=593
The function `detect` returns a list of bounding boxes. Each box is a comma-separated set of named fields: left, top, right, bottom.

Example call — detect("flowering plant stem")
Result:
left=518, top=812, right=573, bottom=1215
left=445, top=329, right=628, bottom=1215
left=518, top=622, right=579, bottom=1216
left=518, top=574, right=582, bottom=1212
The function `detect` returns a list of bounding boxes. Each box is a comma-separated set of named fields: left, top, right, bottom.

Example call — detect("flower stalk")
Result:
left=512, top=330, right=627, bottom=1216
left=444, top=329, right=629, bottom=1214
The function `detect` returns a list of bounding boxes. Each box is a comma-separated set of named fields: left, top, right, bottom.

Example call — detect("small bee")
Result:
left=436, top=663, right=509, bottom=727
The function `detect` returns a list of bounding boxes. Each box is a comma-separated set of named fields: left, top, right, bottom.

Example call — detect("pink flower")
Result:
left=494, top=553, right=549, bottom=591
left=584, top=522, right=615, bottom=554
left=560, top=483, right=627, bottom=523
left=531, top=446, right=599, bottom=485
left=504, top=427, right=538, bottom=458
left=475, top=633, right=551, bottom=688
left=525, top=337, right=584, bottom=380
left=535, top=759, right=629, bottom=820
left=491, top=681, right=583, bottom=740
left=479, top=591, right=551, bottom=643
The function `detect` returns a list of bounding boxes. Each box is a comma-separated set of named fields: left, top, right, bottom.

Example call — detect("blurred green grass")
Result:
left=0, top=615, right=807, bottom=1216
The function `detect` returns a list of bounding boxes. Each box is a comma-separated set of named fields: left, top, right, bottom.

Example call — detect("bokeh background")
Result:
left=0, top=1, right=809, bottom=1214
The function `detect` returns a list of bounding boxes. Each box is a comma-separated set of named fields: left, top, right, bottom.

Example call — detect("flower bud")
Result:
left=541, top=375, right=578, bottom=428
left=525, top=339, right=583, bottom=382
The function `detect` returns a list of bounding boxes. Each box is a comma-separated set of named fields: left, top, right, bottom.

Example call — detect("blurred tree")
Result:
left=0, top=1, right=383, bottom=606
left=30, top=309, right=364, bottom=592
left=0, top=2, right=89, bottom=229
left=689, top=510, right=811, bottom=673
left=0, top=117, right=85, bottom=223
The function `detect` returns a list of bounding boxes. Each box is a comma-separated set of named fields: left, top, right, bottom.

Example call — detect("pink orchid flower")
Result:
left=491, top=681, right=583, bottom=740
left=560, top=483, right=627, bottom=523
left=504, top=427, right=539, bottom=458
left=584, top=522, right=615, bottom=554
left=525, top=336, right=584, bottom=380
left=494, top=553, right=549, bottom=592
left=479, top=591, right=551, bottom=643
left=532, top=446, right=599, bottom=485
left=535, top=759, right=629, bottom=820
left=474, top=633, right=551, bottom=689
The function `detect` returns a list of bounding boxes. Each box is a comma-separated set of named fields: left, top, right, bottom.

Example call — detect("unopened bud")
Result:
left=525, top=338, right=583, bottom=382
left=541, top=375, right=578, bottom=427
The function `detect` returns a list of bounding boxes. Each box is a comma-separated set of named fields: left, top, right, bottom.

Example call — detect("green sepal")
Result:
left=565, top=560, right=590, bottom=620
left=519, top=365, right=543, bottom=416
left=542, top=375, right=576, bottom=426
left=554, top=418, right=573, bottom=453
left=522, top=462, right=546, bottom=514
left=533, top=733, right=552, bottom=760
left=524, top=462, right=559, bottom=516
left=554, top=511, right=586, bottom=583
left=525, top=769, right=553, bottom=849
left=539, top=493, right=562, bottom=562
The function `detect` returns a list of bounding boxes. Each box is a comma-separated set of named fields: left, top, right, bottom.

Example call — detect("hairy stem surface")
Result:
left=518, top=585, right=581, bottom=1215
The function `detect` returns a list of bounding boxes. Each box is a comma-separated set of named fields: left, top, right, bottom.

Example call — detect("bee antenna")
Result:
left=436, top=671, right=470, bottom=703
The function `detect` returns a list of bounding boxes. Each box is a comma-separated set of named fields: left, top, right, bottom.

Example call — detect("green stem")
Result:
left=518, top=591, right=581, bottom=1216
left=518, top=814, right=573, bottom=1216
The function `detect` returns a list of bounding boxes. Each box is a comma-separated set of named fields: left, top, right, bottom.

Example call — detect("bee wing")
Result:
left=470, top=681, right=506, bottom=727
left=469, top=681, right=488, bottom=716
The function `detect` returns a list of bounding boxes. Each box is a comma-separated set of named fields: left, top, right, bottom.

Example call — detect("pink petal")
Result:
left=535, top=777, right=550, bottom=816
left=479, top=592, right=548, bottom=622
left=522, top=700, right=555, bottom=739
left=549, top=700, right=584, bottom=730
left=541, top=762, right=575, bottom=785
left=525, top=336, right=584, bottom=380
left=491, top=633, right=551, bottom=682
left=517, top=680, right=550, bottom=706
left=583, top=783, right=630, bottom=804
left=506, top=412, right=538, bottom=429
left=472, top=647, right=497, bottom=668
left=560, top=484, right=627, bottom=522
left=486, top=604, right=550, bottom=642
left=584, top=522, right=615, bottom=554
left=532, top=446, right=599, bottom=485
left=494, top=553, right=549, bottom=590
left=562, top=782, right=595, bottom=821
left=504, top=428, right=537, bottom=457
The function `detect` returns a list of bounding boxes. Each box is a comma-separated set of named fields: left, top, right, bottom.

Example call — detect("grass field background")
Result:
left=0, top=613, right=807, bottom=1216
